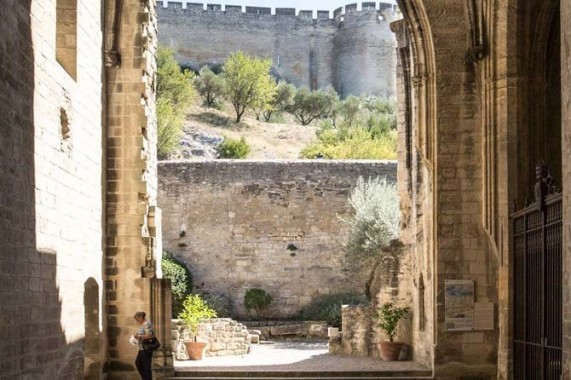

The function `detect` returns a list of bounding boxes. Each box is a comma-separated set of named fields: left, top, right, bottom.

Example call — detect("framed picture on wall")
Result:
left=445, top=279, right=475, bottom=331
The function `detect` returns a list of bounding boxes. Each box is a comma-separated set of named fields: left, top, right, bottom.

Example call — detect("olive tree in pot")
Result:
left=377, top=302, right=410, bottom=361
left=178, top=294, right=217, bottom=360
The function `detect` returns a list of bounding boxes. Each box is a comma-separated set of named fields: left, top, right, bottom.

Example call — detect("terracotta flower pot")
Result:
left=380, top=341, right=404, bottom=361
left=184, top=341, right=208, bottom=360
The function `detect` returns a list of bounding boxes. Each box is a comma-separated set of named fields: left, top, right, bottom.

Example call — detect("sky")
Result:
left=161, top=0, right=397, bottom=13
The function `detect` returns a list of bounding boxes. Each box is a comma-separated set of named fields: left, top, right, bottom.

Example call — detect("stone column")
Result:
left=151, top=278, right=174, bottom=378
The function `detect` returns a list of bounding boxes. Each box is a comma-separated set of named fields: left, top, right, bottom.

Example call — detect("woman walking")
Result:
left=133, top=311, right=154, bottom=380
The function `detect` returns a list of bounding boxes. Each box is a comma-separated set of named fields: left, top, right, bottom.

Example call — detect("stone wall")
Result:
left=562, top=1, right=571, bottom=376
left=157, top=1, right=398, bottom=98
left=158, top=160, right=397, bottom=318
left=104, top=0, right=168, bottom=378
left=173, top=318, right=251, bottom=357
left=0, top=0, right=106, bottom=377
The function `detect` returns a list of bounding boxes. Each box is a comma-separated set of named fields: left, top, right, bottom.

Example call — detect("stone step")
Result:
left=167, top=369, right=433, bottom=379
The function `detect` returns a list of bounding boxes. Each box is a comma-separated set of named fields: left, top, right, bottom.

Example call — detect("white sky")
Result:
left=161, top=0, right=397, bottom=14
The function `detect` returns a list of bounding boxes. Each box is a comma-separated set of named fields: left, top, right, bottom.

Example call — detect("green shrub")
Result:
left=377, top=302, right=410, bottom=342
left=217, top=136, right=251, bottom=158
left=299, top=293, right=369, bottom=327
left=244, top=288, right=272, bottom=316
left=342, top=176, right=400, bottom=259
left=178, top=294, right=218, bottom=334
left=161, top=254, right=193, bottom=318
left=201, top=292, right=235, bottom=318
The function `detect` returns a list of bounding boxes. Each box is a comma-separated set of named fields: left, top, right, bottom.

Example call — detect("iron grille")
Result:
left=512, top=193, right=562, bottom=379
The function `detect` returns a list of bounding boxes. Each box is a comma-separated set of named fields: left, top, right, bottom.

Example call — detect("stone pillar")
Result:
left=561, top=1, right=571, bottom=376
left=104, top=0, right=160, bottom=378
left=341, top=305, right=371, bottom=357
left=151, top=278, right=174, bottom=378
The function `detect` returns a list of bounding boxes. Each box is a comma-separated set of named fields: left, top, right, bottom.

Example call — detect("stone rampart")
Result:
left=158, top=160, right=397, bottom=318
left=157, top=1, right=398, bottom=98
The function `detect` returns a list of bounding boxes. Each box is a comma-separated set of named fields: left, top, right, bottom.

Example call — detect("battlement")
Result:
left=160, top=1, right=398, bottom=20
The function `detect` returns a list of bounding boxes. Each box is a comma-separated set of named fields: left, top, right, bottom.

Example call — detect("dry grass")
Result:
left=185, top=102, right=318, bottom=159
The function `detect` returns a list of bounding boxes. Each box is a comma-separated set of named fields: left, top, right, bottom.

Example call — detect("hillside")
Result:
left=167, top=102, right=318, bottom=160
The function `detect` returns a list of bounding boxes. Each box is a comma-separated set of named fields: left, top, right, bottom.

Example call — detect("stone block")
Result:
left=270, top=324, right=302, bottom=336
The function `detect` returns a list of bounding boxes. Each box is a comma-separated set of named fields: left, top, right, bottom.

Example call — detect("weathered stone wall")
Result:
left=157, top=1, right=398, bottom=98
left=104, top=0, right=168, bottom=378
left=158, top=160, right=397, bottom=318
left=0, top=0, right=106, bottom=377
left=174, top=318, right=251, bottom=357
left=562, top=1, right=571, bottom=376
left=396, top=1, right=498, bottom=377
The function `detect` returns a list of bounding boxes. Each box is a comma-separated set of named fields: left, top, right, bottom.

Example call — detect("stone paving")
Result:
left=175, top=339, right=431, bottom=373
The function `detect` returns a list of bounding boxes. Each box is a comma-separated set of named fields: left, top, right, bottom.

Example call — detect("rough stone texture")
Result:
left=157, top=1, right=398, bottom=98
left=0, top=0, right=105, bottom=378
left=562, top=1, right=571, bottom=377
left=0, top=1, right=167, bottom=379
left=341, top=305, right=371, bottom=357
left=395, top=0, right=560, bottom=378
left=104, top=1, right=169, bottom=378
left=159, top=160, right=396, bottom=317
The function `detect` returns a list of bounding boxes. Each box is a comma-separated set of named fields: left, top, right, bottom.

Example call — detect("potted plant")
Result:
left=377, top=302, right=410, bottom=361
left=178, top=294, right=217, bottom=360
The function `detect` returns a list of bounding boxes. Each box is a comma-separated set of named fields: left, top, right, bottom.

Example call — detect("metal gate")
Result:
left=512, top=165, right=562, bottom=379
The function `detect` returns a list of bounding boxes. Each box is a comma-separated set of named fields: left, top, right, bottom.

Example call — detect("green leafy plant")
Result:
left=156, top=47, right=195, bottom=158
left=377, top=302, right=410, bottom=342
left=178, top=294, right=218, bottom=334
left=201, top=292, right=235, bottom=318
left=161, top=254, right=193, bottom=317
left=217, top=136, right=251, bottom=158
left=299, top=293, right=368, bottom=327
left=244, top=288, right=272, bottom=316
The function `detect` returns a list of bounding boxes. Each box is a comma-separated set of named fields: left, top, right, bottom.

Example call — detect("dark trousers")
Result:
left=135, top=349, right=153, bottom=380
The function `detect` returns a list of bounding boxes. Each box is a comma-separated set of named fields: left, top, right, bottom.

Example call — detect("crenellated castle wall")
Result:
left=157, top=1, right=398, bottom=98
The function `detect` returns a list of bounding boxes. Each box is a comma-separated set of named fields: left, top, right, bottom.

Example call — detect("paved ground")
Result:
left=175, top=339, right=430, bottom=373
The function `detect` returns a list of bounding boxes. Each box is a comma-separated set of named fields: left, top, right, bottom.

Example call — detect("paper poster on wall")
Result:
left=445, top=279, right=475, bottom=331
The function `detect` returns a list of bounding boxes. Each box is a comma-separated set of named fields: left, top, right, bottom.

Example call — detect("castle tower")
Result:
left=332, top=2, right=398, bottom=98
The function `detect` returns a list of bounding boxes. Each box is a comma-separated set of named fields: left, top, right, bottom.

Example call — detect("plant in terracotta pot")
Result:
left=178, top=294, right=217, bottom=360
left=377, top=302, right=410, bottom=361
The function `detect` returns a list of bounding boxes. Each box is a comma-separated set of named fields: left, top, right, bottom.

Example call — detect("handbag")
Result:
left=142, top=337, right=161, bottom=351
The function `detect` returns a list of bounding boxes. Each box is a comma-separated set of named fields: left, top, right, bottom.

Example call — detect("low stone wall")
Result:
left=242, top=320, right=329, bottom=339
left=172, top=318, right=251, bottom=358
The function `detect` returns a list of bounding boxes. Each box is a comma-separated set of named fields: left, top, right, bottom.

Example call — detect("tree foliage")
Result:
left=262, top=80, right=296, bottom=122
left=156, top=47, right=195, bottom=158
left=299, top=96, right=397, bottom=159
left=289, top=86, right=339, bottom=126
left=223, top=51, right=273, bottom=123
left=342, top=176, right=400, bottom=260
left=194, top=65, right=226, bottom=108
left=161, top=254, right=193, bottom=318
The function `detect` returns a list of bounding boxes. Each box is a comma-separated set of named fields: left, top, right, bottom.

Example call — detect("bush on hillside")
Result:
left=217, top=136, right=251, bottom=158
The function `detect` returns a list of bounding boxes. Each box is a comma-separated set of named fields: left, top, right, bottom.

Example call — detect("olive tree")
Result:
left=223, top=51, right=273, bottom=123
